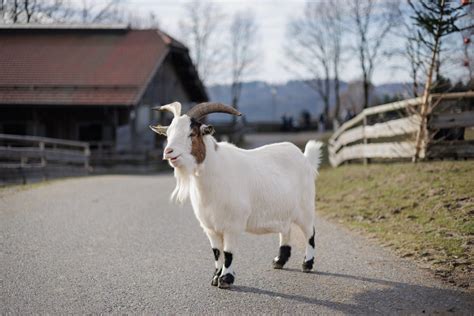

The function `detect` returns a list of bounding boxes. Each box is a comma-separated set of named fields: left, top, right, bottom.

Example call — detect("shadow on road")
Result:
left=230, top=269, right=473, bottom=314
left=231, top=285, right=366, bottom=314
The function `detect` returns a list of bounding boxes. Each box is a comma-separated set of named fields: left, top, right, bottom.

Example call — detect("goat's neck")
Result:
left=197, top=136, right=219, bottom=172
left=191, top=136, right=220, bottom=185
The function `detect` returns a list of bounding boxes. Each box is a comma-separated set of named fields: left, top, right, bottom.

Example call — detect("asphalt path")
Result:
left=1, top=175, right=473, bottom=314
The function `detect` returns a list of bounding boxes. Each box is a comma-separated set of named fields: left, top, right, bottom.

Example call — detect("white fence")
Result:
left=329, top=91, right=474, bottom=167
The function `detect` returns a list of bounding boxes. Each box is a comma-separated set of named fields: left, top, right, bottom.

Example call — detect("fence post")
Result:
left=39, top=141, right=46, bottom=167
left=362, top=114, right=368, bottom=165
left=84, top=144, right=90, bottom=171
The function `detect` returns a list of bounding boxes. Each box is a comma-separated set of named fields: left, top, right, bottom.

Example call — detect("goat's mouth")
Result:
left=169, top=155, right=181, bottom=163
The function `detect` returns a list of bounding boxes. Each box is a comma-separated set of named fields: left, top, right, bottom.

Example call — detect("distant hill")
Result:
left=207, top=80, right=411, bottom=123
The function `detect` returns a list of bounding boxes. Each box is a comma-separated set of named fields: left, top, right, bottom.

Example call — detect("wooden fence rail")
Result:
left=329, top=91, right=474, bottom=167
left=0, top=133, right=90, bottom=170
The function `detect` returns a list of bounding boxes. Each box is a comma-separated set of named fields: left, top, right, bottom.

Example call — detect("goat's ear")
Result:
left=200, top=124, right=215, bottom=135
left=158, top=101, right=181, bottom=117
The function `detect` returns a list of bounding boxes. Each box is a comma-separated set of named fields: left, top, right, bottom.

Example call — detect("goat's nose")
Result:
left=165, top=148, right=174, bottom=155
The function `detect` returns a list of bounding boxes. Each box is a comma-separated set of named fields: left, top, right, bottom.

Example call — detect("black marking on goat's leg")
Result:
left=302, top=227, right=316, bottom=273
left=309, top=227, right=315, bottom=248
left=223, top=251, right=232, bottom=268
left=302, top=258, right=314, bottom=272
left=212, top=248, right=220, bottom=261
left=219, top=273, right=234, bottom=287
left=272, top=245, right=291, bottom=269
left=218, top=251, right=234, bottom=289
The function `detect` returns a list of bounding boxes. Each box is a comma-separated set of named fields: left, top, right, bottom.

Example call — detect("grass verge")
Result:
left=317, top=161, right=473, bottom=290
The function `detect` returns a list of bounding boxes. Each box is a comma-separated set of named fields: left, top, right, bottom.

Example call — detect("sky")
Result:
left=117, top=0, right=467, bottom=86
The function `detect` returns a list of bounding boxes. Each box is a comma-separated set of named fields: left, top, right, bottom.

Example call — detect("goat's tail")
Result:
left=304, top=140, right=323, bottom=176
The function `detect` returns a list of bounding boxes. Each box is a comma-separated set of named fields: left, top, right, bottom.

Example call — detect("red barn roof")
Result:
left=0, top=25, right=207, bottom=106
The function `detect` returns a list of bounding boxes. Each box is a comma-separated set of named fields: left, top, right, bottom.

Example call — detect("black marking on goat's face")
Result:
left=224, top=251, right=233, bottom=268
left=212, top=248, right=220, bottom=261
left=309, top=227, right=315, bottom=248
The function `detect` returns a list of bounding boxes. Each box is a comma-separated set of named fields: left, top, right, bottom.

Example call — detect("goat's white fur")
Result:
left=156, top=103, right=322, bottom=282
left=186, top=137, right=321, bottom=237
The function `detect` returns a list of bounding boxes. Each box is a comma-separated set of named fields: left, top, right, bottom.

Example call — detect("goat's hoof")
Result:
left=211, top=268, right=222, bottom=286
left=302, top=258, right=314, bottom=273
left=218, top=273, right=234, bottom=289
left=272, top=257, right=285, bottom=269
left=211, top=275, right=219, bottom=286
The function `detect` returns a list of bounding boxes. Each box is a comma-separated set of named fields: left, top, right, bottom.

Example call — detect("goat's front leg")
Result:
left=219, top=232, right=238, bottom=289
left=204, top=229, right=224, bottom=286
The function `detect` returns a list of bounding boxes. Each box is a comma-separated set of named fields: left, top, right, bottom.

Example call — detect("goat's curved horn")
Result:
left=149, top=124, right=168, bottom=136
left=186, top=102, right=242, bottom=120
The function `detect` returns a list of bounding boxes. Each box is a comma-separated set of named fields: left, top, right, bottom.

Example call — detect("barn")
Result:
left=0, top=24, right=208, bottom=164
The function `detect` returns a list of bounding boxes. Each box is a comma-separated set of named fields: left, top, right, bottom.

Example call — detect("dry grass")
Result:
left=317, top=160, right=474, bottom=290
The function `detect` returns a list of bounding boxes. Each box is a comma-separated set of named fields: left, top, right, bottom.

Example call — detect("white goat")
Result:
left=150, top=101, right=323, bottom=289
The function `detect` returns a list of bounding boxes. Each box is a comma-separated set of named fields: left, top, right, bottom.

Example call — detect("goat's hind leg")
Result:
left=204, top=229, right=223, bottom=286
left=300, top=224, right=316, bottom=273
left=272, top=227, right=291, bottom=269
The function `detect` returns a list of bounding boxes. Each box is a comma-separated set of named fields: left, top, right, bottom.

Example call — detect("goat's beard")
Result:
left=171, top=156, right=195, bottom=204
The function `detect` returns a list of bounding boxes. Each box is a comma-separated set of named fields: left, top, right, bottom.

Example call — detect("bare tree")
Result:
left=0, top=0, right=70, bottom=24
left=401, top=18, right=426, bottom=98
left=127, top=11, right=159, bottom=29
left=340, top=80, right=372, bottom=116
left=1, top=0, right=21, bottom=22
left=179, top=0, right=225, bottom=85
left=285, top=1, right=347, bottom=127
left=285, top=2, right=330, bottom=126
left=458, top=3, right=473, bottom=82
left=350, top=0, right=399, bottom=109
left=405, top=39, right=424, bottom=97
left=11, top=0, right=19, bottom=22
left=79, top=0, right=125, bottom=24
left=327, top=3, right=346, bottom=124
left=408, top=0, right=473, bottom=161
left=228, top=9, right=259, bottom=113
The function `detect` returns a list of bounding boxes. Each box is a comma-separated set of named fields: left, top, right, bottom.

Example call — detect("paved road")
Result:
left=1, top=175, right=473, bottom=314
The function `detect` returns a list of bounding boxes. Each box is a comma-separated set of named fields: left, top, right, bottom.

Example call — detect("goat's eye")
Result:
left=189, top=133, right=195, bottom=137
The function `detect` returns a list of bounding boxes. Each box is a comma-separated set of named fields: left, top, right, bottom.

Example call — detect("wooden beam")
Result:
left=330, top=115, right=420, bottom=153
left=427, top=140, right=474, bottom=158
left=429, top=111, right=474, bottom=129
left=0, top=133, right=88, bottom=148
left=331, top=142, right=416, bottom=167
